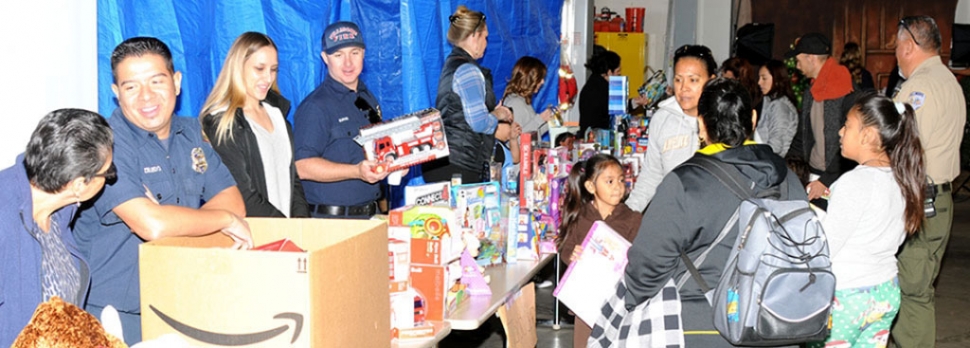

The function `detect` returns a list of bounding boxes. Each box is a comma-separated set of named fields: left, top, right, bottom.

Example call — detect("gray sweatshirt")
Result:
left=755, top=96, right=799, bottom=157
left=625, top=98, right=699, bottom=212
left=503, top=93, right=544, bottom=133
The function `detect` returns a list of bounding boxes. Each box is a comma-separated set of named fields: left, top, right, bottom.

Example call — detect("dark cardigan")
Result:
left=201, top=90, right=309, bottom=217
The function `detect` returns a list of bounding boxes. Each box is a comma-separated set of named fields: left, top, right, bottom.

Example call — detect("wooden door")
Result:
left=751, top=0, right=958, bottom=91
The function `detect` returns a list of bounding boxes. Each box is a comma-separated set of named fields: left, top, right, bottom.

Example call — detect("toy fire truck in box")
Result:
left=356, top=108, right=449, bottom=173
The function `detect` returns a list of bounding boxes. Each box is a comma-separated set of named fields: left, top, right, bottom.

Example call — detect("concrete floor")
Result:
left=441, top=172, right=970, bottom=348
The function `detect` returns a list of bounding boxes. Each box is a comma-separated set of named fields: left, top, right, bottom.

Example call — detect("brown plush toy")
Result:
left=12, top=296, right=127, bottom=348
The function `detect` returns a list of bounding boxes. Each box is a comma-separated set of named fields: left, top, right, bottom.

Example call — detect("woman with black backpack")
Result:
left=616, top=78, right=807, bottom=347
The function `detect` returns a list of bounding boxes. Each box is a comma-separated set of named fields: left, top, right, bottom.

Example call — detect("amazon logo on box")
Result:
left=139, top=218, right=391, bottom=347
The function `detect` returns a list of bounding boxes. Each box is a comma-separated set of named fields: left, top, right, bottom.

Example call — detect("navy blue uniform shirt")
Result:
left=74, top=110, right=235, bottom=315
left=293, top=75, right=381, bottom=206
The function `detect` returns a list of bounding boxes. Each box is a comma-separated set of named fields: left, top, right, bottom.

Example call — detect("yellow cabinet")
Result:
left=594, top=32, right=647, bottom=99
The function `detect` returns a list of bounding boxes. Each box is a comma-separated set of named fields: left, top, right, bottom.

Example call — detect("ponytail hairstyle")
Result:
left=853, top=93, right=926, bottom=234
left=446, top=5, right=486, bottom=46
left=557, top=154, right=623, bottom=249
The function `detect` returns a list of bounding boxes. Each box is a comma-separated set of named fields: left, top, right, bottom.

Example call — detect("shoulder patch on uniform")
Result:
left=908, top=91, right=925, bottom=110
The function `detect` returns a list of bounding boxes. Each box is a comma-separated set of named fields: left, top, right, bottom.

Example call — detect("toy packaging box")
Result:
left=595, top=129, right=613, bottom=149
left=548, top=176, right=567, bottom=238
left=388, top=205, right=463, bottom=265
left=410, top=260, right=464, bottom=322
left=518, top=132, right=534, bottom=204
left=451, top=182, right=505, bottom=266
left=388, top=238, right=425, bottom=340
left=390, top=290, right=436, bottom=340
left=390, top=292, right=415, bottom=338
left=404, top=181, right=451, bottom=206
left=504, top=196, right=520, bottom=263
left=515, top=209, right=540, bottom=260
left=356, top=108, right=449, bottom=174
left=389, top=239, right=410, bottom=293
left=608, top=76, right=629, bottom=115
left=577, top=142, right=599, bottom=161
left=553, top=221, right=632, bottom=325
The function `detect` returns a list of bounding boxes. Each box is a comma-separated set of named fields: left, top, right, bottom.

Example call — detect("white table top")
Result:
left=392, top=320, right=452, bottom=348
left=445, top=253, right=556, bottom=330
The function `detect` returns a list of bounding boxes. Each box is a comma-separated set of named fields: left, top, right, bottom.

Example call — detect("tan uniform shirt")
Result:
left=809, top=101, right=827, bottom=171
left=894, top=56, right=966, bottom=183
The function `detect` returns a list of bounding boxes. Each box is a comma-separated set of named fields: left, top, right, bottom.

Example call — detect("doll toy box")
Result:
left=451, top=182, right=506, bottom=266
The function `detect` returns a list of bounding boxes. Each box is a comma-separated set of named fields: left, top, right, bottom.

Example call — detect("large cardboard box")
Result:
left=140, top=218, right=390, bottom=347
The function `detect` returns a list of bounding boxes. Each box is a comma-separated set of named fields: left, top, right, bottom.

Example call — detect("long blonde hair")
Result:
left=200, top=32, right=280, bottom=145
left=447, top=5, right=486, bottom=46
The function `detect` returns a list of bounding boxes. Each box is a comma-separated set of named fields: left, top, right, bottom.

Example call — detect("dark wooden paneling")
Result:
left=751, top=0, right=958, bottom=90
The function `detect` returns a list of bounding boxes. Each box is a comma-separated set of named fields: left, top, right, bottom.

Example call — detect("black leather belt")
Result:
left=936, top=182, right=952, bottom=193
left=308, top=201, right=378, bottom=217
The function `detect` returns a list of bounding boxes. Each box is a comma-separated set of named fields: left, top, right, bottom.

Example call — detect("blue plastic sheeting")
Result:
left=97, top=0, right=562, bottom=123
left=97, top=0, right=562, bottom=207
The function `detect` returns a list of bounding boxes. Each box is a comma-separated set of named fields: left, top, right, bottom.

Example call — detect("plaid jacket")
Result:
left=588, top=279, right=684, bottom=348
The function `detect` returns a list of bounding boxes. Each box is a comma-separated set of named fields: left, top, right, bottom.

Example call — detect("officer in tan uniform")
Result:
left=891, top=15, right=966, bottom=348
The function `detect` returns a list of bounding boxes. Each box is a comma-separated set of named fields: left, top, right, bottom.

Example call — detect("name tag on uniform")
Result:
left=144, top=166, right=162, bottom=174
left=663, top=135, right=691, bottom=153
left=338, top=117, right=350, bottom=123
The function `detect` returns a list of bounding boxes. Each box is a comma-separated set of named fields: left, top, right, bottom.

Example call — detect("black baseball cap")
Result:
left=785, top=33, right=831, bottom=58
left=322, top=21, right=365, bottom=55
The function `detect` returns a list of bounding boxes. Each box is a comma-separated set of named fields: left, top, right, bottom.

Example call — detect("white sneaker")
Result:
left=537, top=280, right=554, bottom=288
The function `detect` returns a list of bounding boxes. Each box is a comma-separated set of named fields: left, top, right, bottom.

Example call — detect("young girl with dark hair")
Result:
left=756, top=59, right=799, bottom=157
left=810, top=93, right=925, bottom=347
left=557, top=153, right=642, bottom=348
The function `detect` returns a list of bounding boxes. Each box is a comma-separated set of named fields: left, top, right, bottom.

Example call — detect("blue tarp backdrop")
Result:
left=97, top=0, right=562, bottom=124
left=97, top=0, right=562, bottom=207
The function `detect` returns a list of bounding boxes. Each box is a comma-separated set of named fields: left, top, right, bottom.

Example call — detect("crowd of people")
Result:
left=567, top=15, right=963, bottom=348
left=0, top=5, right=964, bottom=348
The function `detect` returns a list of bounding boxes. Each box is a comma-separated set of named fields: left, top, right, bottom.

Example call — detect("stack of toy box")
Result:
left=388, top=206, right=466, bottom=325
left=388, top=238, right=432, bottom=340
left=514, top=133, right=574, bottom=259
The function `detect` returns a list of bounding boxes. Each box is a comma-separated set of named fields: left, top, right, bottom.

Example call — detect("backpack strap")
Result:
left=686, top=155, right=755, bottom=200
left=676, top=206, right=740, bottom=291
left=674, top=155, right=752, bottom=293
left=674, top=154, right=795, bottom=297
